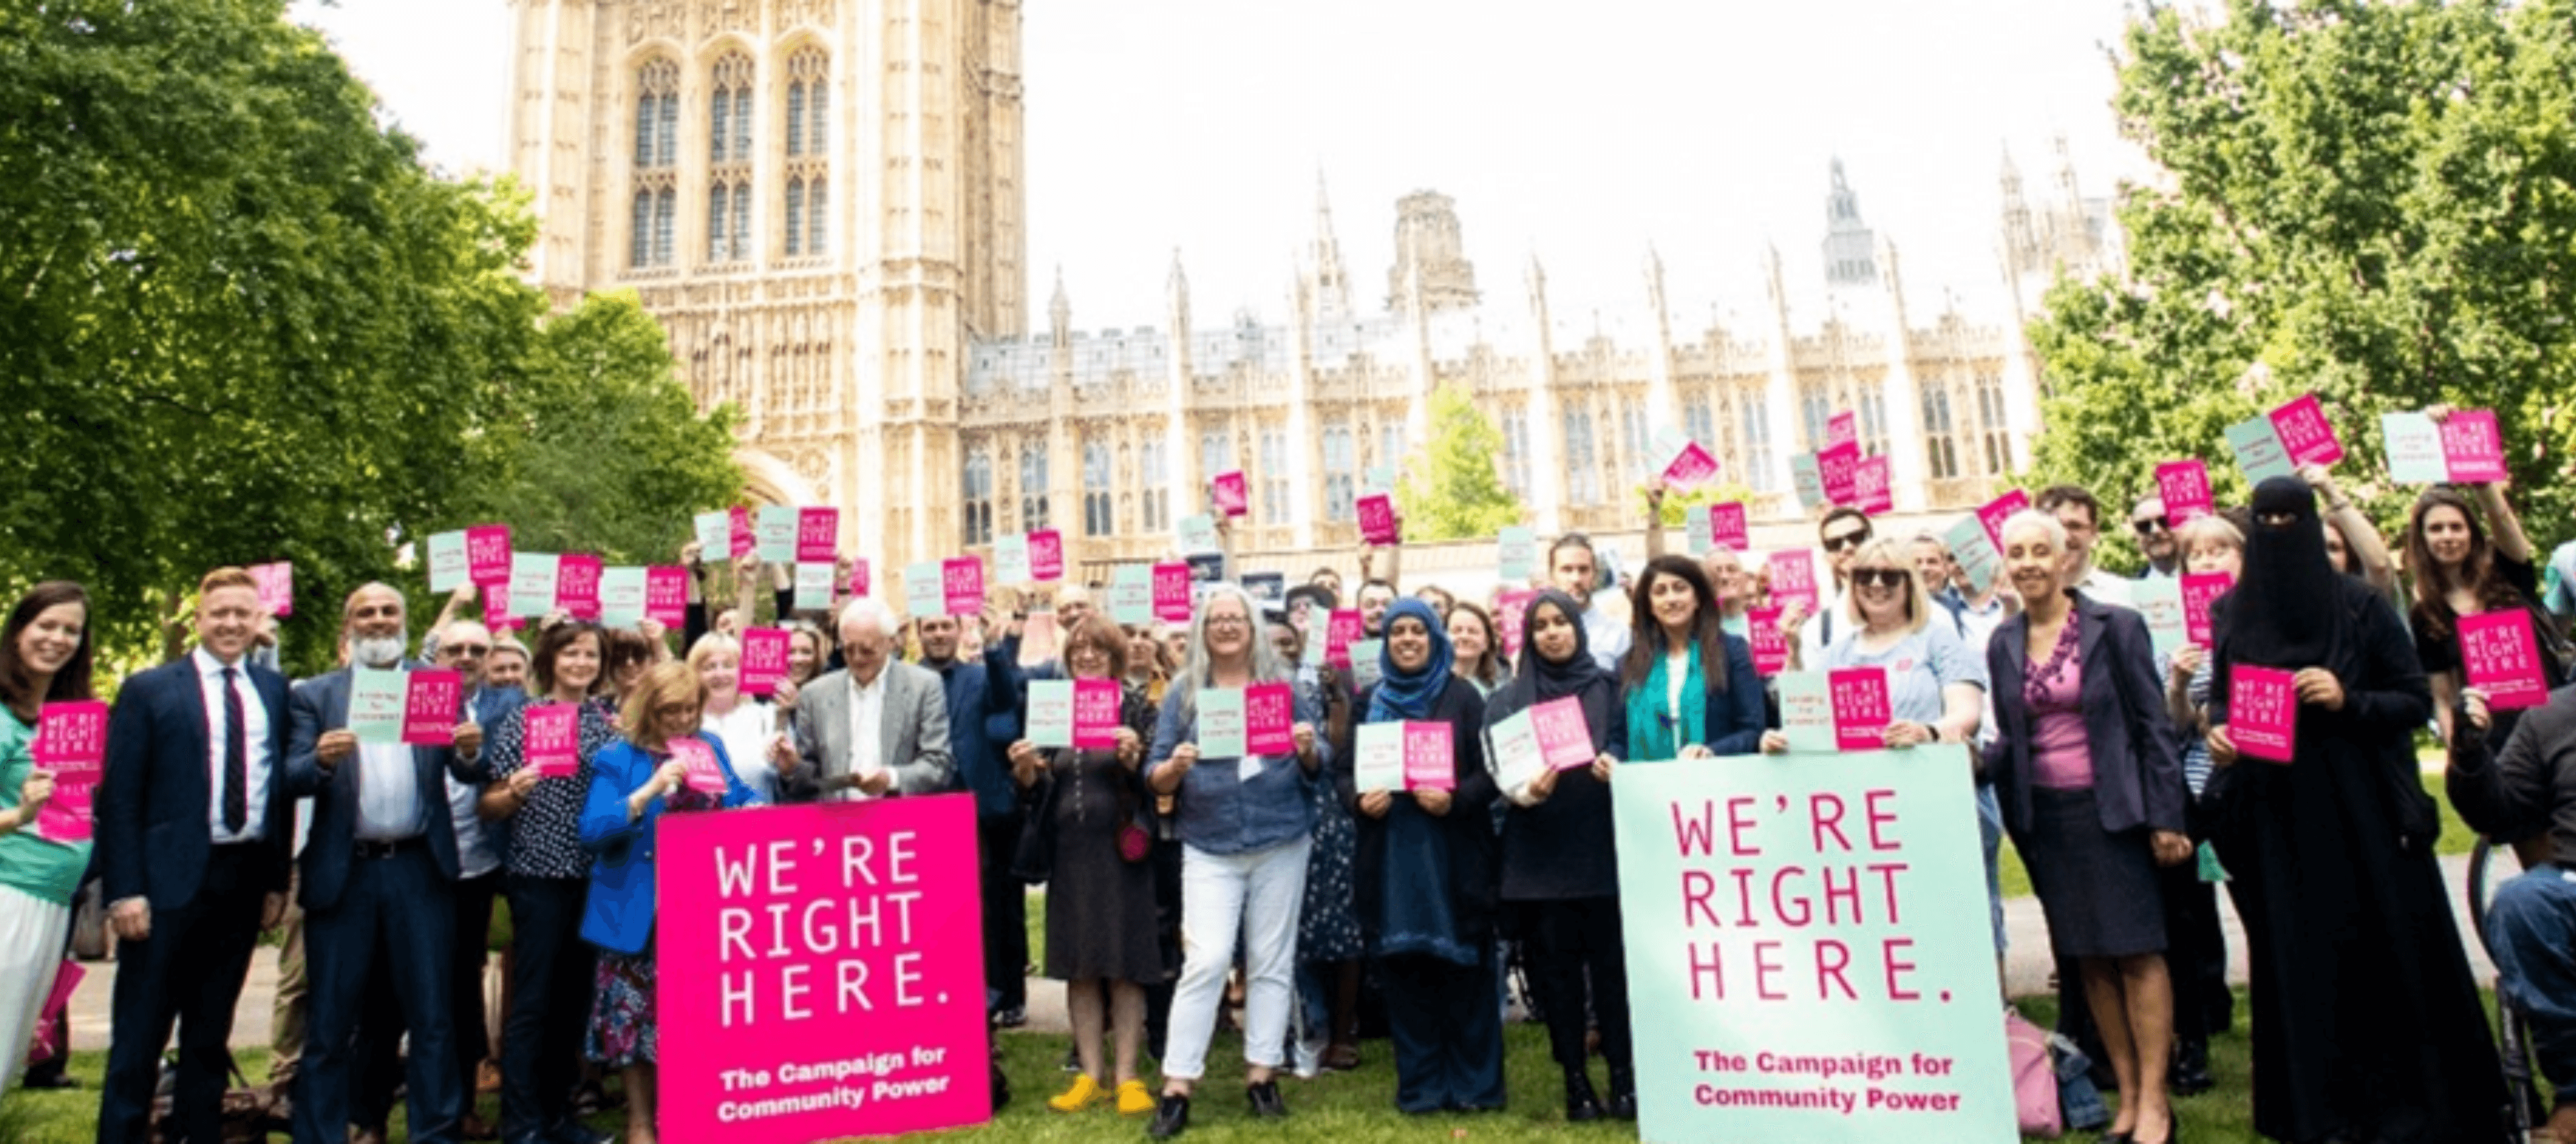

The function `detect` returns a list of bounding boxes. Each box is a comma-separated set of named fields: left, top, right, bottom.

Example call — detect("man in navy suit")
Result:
left=96, top=567, right=295, bottom=1144
left=284, top=583, right=489, bottom=1144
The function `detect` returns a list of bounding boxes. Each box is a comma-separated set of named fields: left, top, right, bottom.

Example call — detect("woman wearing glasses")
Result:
left=1620, top=556, right=1764, bottom=761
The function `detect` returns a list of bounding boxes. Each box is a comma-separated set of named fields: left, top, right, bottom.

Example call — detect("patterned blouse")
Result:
left=482, top=697, right=620, bottom=879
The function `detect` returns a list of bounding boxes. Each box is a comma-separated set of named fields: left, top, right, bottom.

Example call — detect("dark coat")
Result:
left=96, top=655, right=294, bottom=909
left=1983, top=594, right=2187, bottom=838
left=1333, top=679, right=1500, bottom=948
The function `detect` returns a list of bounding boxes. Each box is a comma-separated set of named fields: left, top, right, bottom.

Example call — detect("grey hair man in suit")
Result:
left=775, top=596, right=952, bottom=800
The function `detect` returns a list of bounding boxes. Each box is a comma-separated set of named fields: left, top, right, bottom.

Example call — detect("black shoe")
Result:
left=997, top=1006, right=1028, bottom=1029
left=2169, top=1037, right=2214, bottom=1096
left=1564, top=1069, right=1605, bottom=1123
left=1606, top=1066, right=1638, bottom=1121
left=546, top=1124, right=614, bottom=1144
left=19, top=1071, right=78, bottom=1090
left=1246, top=1078, right=1288, bottom=1119
left=1146, top=1093, right=1191, bottom=1140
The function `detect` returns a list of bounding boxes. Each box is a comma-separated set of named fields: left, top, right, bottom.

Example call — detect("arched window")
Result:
left=706, top=50, right=754, bottom=264
left=1499, top=411, right=1530, bottom=498
left=1083, top=441, right=1114, bottom=536
left=961, top=449, right=995, bottom=547
left=1974, top=372, right=2010, bottom=475
left=1199, top=431, right=1231, bottom=487
left=1562, top=408, right=1599, bottom=505
left=1321, top=424, right=1355, bottom=522
left=1620, top=402, right=1650, bottom=480
left=1920, top=380, right=1960, bottom=480
left=1020, top=443, right=1051, bottom=533
left=782, top=46, right=830, bottom=258
left=629, top=58, right=680, bottom=269
left=1139, top=439, right=1171, bottom=532
left=1740, top=392, right=1776, bottom=492
left=1258, top=431, right=1288, bottom=522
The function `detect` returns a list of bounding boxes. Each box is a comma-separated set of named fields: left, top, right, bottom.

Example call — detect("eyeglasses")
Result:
left=447, top=644, right=490, bottom=657
left=1851, top=568, right=1911, bottom=589
left=1205, top=617, right=1249, bottom=631
left=2132, top=516, right=2172, bottom=535
left=1822, top=531, right=1872, bottom=553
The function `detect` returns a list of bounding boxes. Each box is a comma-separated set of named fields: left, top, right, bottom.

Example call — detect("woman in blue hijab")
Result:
left=1332, top=598, right=1503, bottom=1114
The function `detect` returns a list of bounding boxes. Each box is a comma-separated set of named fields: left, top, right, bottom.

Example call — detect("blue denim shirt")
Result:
left=1146, top=681, right=1326, bottom=855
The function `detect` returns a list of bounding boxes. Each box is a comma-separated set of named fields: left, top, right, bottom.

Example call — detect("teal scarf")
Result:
left=1623, top=642, right=1705, bottom=760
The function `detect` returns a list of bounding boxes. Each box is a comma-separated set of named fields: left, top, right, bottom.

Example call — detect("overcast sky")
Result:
left=286, top=0, right=2155, bottom=331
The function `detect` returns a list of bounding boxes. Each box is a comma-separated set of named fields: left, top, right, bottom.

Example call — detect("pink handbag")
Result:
left=2004, top=1009, right=2063, bottom=1137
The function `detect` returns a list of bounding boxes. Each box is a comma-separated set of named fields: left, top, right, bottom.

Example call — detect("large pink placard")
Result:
left=1150, top=563, right=1193, bottom=624
left=1705, top=502, right=1750, bottom=553
left=2155, top=461, right=2214, bottom=524
left=941, top=558, right=984, bottom=617
left=2460, top=610, right=2549, bottom=711
left=1746, top=606, right=1788, bottom=677
left=2229, top=665, right=2298, bottom=763
left=657, top=796, right=991, bottom=1143
left=1827, top=668, right=1892, bottom=752
left=2440, top=410, right=2508, bottom=483
left=402, top=670, right=462, bottom=746
left=1854, top=455, right=1893, bottom=514
left=1401, top=721, right=1454, bottom=791
left=1073, top=678, right=1124, bottom=750
left=1767, top=551, right=1819, bottom=616
left=2181, top=571, right=2234, bottom=648
left=1356, top=494, right=1398, bottom=545
left=798, top=508, right=840, bottom=563
left=1211, top=471, right=1250, bottom=517
left=32, top=700, right=107, bottom=843
left=1529, top=696, right=1595, bottom=770
left=2269, top=393, right=2343, bottom=466
left=1817, top=441, right=1861, bottom=508
left=466, top=524, right=515, bottom=587
left=1244, top=681, right=1295, bottom=756
left=523, top=703, right=582, bottom=778
left=739, top=628, right=790, bottom=697
left=557, top=555, right=603, bottom=621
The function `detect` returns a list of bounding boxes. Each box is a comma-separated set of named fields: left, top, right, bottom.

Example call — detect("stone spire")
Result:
left=1821, top=158, right=1880, bottom=291
left=1386, top=190, right=1481, bottom=314
left=1047, top=265, right=1070, bottom=346
left=1311, top=172, right=1352, bottom=321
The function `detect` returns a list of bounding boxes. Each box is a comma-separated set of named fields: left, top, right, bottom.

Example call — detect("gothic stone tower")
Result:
left=504, top=0, right=1027, bottom=570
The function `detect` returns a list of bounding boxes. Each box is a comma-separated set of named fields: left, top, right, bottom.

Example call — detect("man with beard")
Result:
left=281, top=584, right=491, bottom=1144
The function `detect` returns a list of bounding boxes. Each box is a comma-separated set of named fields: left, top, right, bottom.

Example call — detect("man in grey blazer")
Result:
left=777, top=597, right=953, bottom=800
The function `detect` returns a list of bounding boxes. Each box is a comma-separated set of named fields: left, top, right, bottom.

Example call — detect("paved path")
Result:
left=70, top=858, right=2501, bottom=1052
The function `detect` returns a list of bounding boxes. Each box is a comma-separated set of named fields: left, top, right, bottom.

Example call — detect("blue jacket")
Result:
left=96, top=654, right=294, bottom=909
left=931, top=644, right=1024, bottom=818
left=576, top=733, right=762, bottom=955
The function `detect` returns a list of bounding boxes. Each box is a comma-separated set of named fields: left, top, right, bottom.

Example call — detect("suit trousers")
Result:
left=976, top=815, right=1028, bottom=1012
left=97, top=844, right=269, bottom=1144
left=1521, top=895, right=1633, bottom=1073
left=294, top=844, right=460, bottom=1144
left=501, top=875, right=594, bottom=1141
left=354, top=868, right=500, bottom=1130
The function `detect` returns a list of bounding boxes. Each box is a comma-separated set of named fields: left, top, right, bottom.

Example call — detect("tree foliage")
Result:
left=0, top=0, right=740, bottom=674
left=2024, top=0, right=2576, bottom=548
left=1395, top=384, right=1523, bottom=541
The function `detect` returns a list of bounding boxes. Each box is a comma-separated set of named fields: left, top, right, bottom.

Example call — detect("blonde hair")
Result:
left=686, top=631, right=741, bottom=672
left=621, top=661, right=708, bottom=754
left=2174, top=515, right=2244, bottom=556
left=1840, top=537, right=1933, bottom=636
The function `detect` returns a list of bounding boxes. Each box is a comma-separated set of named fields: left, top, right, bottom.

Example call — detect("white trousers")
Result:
left=1159, top=836, right=1311, bottom=1081
left=0, top=882, right=73, bottom=1090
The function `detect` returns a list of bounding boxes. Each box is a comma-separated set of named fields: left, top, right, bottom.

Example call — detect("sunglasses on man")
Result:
left=2132, top=516, right=2173, bottom=536
left=1823, top=530, right=1872, bottom=553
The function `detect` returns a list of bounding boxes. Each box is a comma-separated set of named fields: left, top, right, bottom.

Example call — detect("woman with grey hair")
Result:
left=1141, top=584, right=1328, bottom=1140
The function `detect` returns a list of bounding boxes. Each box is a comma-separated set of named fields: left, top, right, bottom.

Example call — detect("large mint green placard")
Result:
left=1611, top=749, right=2013, bottom=1143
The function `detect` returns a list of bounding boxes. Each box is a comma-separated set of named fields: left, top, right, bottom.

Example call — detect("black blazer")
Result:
left=284, top=665, right=490, bottom=911
left=95, top=654, right=294, bottom=909
left=1982, top=595, right=2187, bottom=838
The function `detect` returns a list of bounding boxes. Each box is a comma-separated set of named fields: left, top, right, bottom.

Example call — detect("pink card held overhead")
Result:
left=2181, top=571, right=2234, bottom=648
left=466, top=524, right=514, bottom=587
left=1529, top=696, right=1595, bottom=770
left=941, top=557, right=984, bottom=616
left=2440, top=410, right=2508, bottom=484
left=2269, top=393, right=2343, bottom=467
left=2155, top=460, right=2214, bottom=524
left=555, top=554, right=602, bottom=621
left=1817, top=441, right=1861, bottom=508
left=2230, top=665, right=2298, bottom=763
left=523, top=703, right=582, bottom=778
left=483, top=583, right=518, bottom=632
left=1746, top=606, right=1789, bottom=677
left=1356, top=494, right=1398, bottom=545
left=1211, top=471, right=1250, bottom=517
left=1656, top=429, right=1721, bottom=490
left=727, top=506, right=754, bottom=559
left=796, top=507, right=839, bottom=563
left=668, top=736, right=728, bottom=795
left=738, top=627, right=790, bottom=697
left=1401, top=721, right=1455, bottom=791
left=645, top=567, right=690, bottom=627
left=31, top=700, right=108, bottom=843
left=249, top=562, right=294, bottom=617
left=1705, top=502, right=1750, bottom=553
left=1026, top=530, right=1065, bottom=583
left=402, top=670, right=462, bottom=746
left=1073, top=677, right=1124, bottom=750
left=1324, top=609, right=1366, bottom=669
left=1151, top=563, right=1193, bottom=624
left=1976, top=489, right=2031, bottom=550
left=1827, top=668, right=1892, bottom=752
left=1244, top=681, right=1295, bottom=756
left=2459, top=610, right=2550, bottom=711
left=1827, top=410, right=1858, bottom=449
left=1854, top=455, right=1894, bottom=514
left=1767, top=551, right=1819, bottom=616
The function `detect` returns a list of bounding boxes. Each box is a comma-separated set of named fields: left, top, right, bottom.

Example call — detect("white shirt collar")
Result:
left=193, top=646, right=245, bottom=678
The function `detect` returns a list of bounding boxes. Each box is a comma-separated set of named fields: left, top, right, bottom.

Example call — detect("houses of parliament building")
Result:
left=504, top=0, right=2125, bottom=583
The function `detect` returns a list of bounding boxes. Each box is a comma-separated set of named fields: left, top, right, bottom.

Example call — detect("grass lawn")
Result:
left=1, top=984, right=2501, bottom=1144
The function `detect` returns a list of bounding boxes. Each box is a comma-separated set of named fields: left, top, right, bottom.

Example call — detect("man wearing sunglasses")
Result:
left=2129, top=495, right=2182, bottom=582
left=1788, top=507, right=1873, bottom=662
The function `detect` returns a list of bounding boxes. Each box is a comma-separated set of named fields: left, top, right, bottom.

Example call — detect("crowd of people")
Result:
left=4, top=425, right=2575, bottom=1144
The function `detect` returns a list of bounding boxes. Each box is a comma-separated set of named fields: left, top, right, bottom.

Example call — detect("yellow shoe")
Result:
left=1049, top=1074, right=1104, bottom=1112
left=1116, top=1079, right=1157, bottom=1115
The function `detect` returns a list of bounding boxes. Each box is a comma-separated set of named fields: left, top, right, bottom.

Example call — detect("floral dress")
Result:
left=1297, top=673, right=1364, bottom=962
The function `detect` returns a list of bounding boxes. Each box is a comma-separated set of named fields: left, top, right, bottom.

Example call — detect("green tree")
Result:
left=2025, top=0, right=2576, bottom=549
left=1395, top=384, right=1523, bottom=541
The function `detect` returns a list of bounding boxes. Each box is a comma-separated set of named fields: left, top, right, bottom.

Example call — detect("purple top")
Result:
left=2025, top=622, right=2093, bottom=790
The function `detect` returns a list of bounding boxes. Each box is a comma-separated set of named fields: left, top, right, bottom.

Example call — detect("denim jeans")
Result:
left=2487, top=863, right=2576, bottom=1088
left=1161, top=836, right=1311, bottom=1082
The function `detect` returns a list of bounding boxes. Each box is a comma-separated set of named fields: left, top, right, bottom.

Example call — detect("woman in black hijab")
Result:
left=1485, top=590, right=1634, bottom=1123
left=2205, top=477, right=2508, bottom=1143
